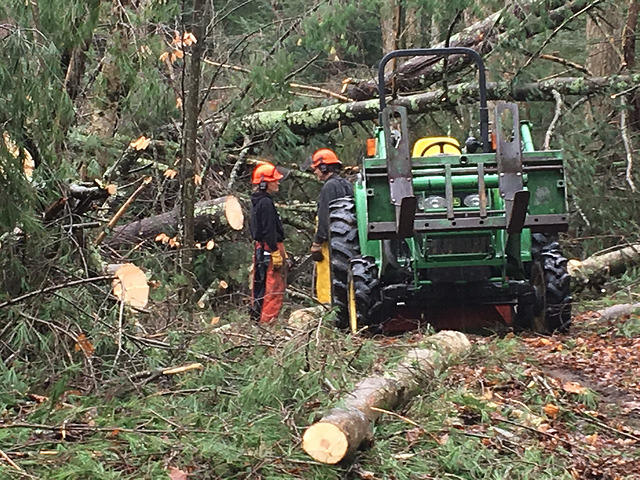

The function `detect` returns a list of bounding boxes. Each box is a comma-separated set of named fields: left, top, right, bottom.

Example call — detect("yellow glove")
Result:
left=271, top=250, right=284, bottom=269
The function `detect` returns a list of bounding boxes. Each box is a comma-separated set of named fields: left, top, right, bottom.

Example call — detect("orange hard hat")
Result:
left=311, top=148, right=341, bottom=169
left=251, top=161, right=285, bottom=184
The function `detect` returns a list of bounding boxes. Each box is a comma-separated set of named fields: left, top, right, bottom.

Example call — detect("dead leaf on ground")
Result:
left=543, top=403, right=559, bottom=418
left=29, top=393, right=48, bottom=404
left=168, top=466, right=189, bottom=480
left=585, top=432, right=599, bottom=445
left=563, top=381, right=588, bottom=395
left=405, top=427, right=424, bottom=445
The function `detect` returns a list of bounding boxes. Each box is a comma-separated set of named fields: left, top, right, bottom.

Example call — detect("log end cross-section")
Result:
left=301, top=421, right=350, bottom=464
left=224, top=194, right=244, bottom=230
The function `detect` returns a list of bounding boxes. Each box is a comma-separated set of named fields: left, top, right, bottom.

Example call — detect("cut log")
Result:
left=302, top=330, right=471, bottom=464
left=568, top=243, right=640, bottom=289
left=107, top=195, right=244, bottom=246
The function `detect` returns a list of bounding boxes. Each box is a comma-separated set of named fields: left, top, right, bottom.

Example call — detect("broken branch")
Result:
left=95, top=176, right=152, bottom=245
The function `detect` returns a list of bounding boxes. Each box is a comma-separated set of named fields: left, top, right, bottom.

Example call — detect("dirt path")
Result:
left=509, top=310, right=640, bottom=478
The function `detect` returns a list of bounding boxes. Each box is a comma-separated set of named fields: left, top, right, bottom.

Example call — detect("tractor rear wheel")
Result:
left=328, top=197, right=359, bottom=329
left=347, top=256, right=384, bottom=333
left=523, top=234, right=572, bottom=333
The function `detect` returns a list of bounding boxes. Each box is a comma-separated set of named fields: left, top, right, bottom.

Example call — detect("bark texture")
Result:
left=180, top=0, right=207, bottom=285
left=302, top=330, right=471, bottom=464
left=585, top=4, right=623, bottom=120
left=241, top=74, right=640, bottom=137
left=568, top=243, right=640, bottom=288
left=107, top=195, right=244, bottom=246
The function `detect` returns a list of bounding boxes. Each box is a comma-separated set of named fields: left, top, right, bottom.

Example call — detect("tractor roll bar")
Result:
left=377, top=48, right=490, bottom=153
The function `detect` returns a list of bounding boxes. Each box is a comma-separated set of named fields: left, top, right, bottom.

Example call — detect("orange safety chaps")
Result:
left=251, top=242, right=286, bottom=324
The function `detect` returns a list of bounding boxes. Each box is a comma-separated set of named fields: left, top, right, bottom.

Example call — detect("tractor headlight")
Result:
left=423, top=195, right=447, bottom=209
left=463, top=194, right=481, bottom=208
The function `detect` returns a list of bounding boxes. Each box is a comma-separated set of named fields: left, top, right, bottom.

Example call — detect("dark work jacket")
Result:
left=250, top=191, right=284, bottom=251
left=314, top=174, right=353, bottom=243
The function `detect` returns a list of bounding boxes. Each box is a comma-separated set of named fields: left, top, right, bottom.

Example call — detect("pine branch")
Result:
left=0, top=276, right=114, bottom=310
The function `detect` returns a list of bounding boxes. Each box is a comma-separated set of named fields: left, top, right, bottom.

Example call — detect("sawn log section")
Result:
left=302, top=330, right=471, bottom=464
left=107, top=195, right=244, bottom=246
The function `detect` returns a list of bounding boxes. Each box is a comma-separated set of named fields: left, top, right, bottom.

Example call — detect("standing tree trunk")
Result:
left=380, top=1, right=402, bottom=55
left=585, top=7, right=623, bottom=117
left=180, top=0, right=208, bottom=302
left=622, top=0, right=640, bottom=128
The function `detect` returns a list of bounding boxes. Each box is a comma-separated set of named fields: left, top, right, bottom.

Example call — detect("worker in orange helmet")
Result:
left=249, top=160, right=289, bottom=324
left=309, top=148, right=353, bottom=304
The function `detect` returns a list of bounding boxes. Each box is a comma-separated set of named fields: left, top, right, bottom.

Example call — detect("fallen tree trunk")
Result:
left=568, top=243, right=640, bottom=289
left=107, top=195, right=244, bottom=246
left=302, top=330, right=471, bottom=464
left=344, top=0, right=592, bottom=100
left=241, top=74, right=640, bottom=137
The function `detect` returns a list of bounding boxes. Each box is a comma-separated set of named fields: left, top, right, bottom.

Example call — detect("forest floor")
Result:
left=1, top=292, right=640, bottom=479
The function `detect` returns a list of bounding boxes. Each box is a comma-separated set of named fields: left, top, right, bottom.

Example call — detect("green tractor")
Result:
left=328, top=48, right=572, bottom=334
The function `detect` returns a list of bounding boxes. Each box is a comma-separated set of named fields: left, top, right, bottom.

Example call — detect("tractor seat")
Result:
left=412, top=136, right=461, bottom=157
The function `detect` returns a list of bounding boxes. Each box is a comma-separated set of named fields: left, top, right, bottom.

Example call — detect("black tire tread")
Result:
left=328, top=197, right=359, bottom=329
left=533, top=234, right=572, bottom=333
left=349, top=256, right=384, bottom=331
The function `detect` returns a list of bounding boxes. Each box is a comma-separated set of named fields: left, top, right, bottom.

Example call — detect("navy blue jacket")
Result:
left=250, top=191, right=284, bottom=251
left=314, top=174, right=353, bottom=243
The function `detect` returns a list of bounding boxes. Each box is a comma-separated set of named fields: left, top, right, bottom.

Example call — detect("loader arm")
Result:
left=377, top=48, right=491, bottom=238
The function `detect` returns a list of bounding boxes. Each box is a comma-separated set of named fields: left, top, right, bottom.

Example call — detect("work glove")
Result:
left=310, top=242, right=324, bottom=262
left=271, top=250, right=284, bottom=269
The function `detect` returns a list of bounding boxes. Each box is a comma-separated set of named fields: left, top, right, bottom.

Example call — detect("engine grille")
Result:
left=428, top=235, right=491, bottom=255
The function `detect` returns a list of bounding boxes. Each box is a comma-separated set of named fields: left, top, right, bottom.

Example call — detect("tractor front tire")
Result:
left=528, top=234, right=572, bottom=333
left=347, top=256, right=384, bottom=333
left=328, top=197, right=359, bottom=329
